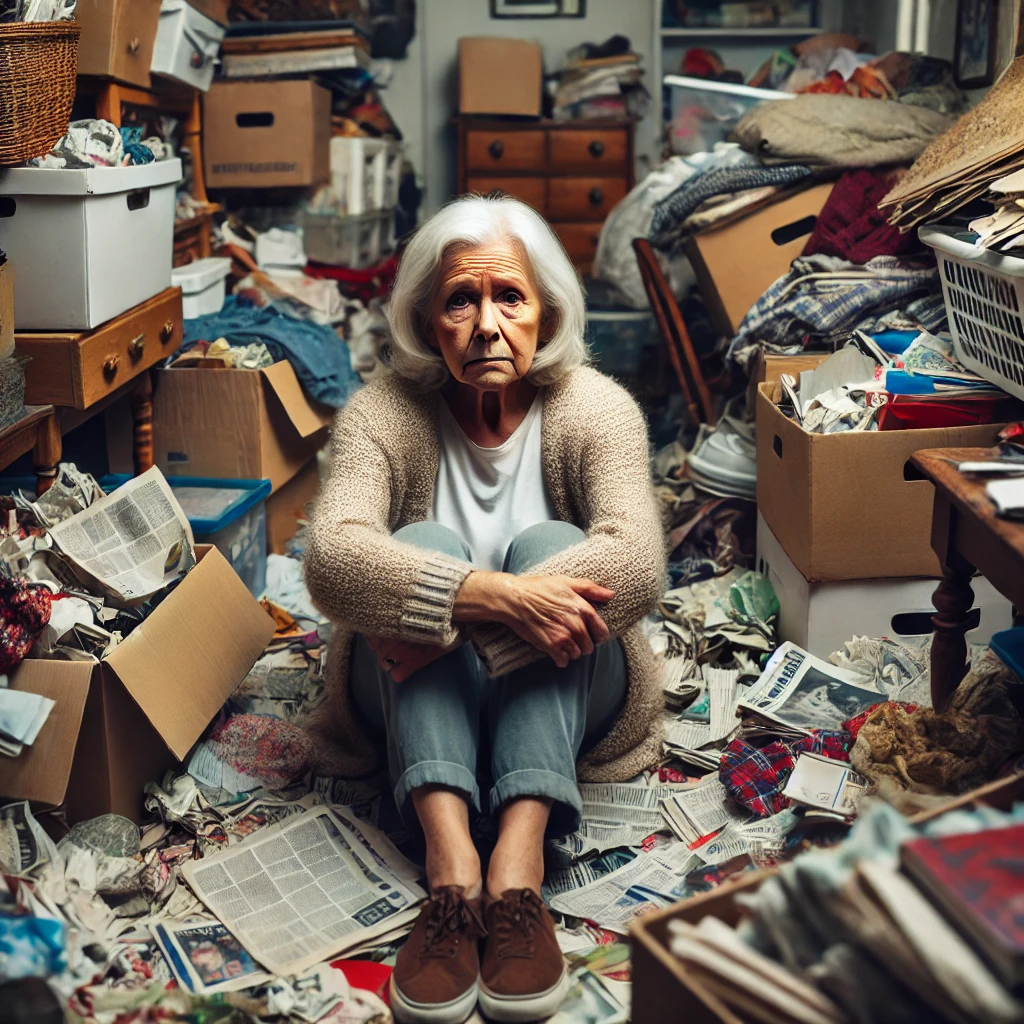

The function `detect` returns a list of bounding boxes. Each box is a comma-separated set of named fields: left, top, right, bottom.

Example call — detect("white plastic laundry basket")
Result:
left=921, top=224, right=1024, bottom=400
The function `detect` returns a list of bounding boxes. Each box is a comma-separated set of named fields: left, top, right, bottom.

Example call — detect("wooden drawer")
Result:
left=466, top=130, right=547, bottom=173
left=549, top=128, right=628, bottom=173
left=466, top=176, right=547, bottom=214
left=18, top=287, right=183, bottom=409
left=553, top=222, right=602, bottom=272
left=548, top=177, right=627, bottom=221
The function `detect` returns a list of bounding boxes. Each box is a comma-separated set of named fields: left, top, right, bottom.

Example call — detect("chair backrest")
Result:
left=632, top=237, right=717, bottom=427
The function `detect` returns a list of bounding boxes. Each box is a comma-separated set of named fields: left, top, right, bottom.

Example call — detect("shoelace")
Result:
left=492, top=889, right=545, bottom=958
left=420, top=888, right=486, bottom=958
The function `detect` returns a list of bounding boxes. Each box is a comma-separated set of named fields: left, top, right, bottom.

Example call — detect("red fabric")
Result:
left=305, top=256, right=398, bottom=304
left=878, top=394, right=1020, bottom=430
left=803, top=169, right=920, bottom=264
left=0, top=577, right=50, bottom=674
left=842, top=701, right=919, bottom=742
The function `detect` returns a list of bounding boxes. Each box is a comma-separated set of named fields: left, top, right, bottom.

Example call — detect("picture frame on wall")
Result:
left=490, top=0, right=586, bottom=17
left=955, top=0, right=999, bottom=87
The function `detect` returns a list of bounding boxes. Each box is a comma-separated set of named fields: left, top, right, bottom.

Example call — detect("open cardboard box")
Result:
left=153, top=360, right=334, bottom=494
left=0, top=546, right=275, bottom=824
left=630, top=772, right=1024, bottom=1023
left=756, top=380, right=1009, bottom=581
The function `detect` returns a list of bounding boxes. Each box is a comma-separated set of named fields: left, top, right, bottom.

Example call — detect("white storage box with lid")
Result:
left=0, top=159, right=181, bottom=331
left=756, top=512, right=1013, bottom=659
left=329, top=137, right=403, bottom=216
left=664, top=75, right=793, bottom=156
left=172, top=257, right=231, bottom=319
left=301, top=209, right=394, bottom=269
left=151, top=0, right=225, bottom=92
left=921, top=224, right=1024, bottom=401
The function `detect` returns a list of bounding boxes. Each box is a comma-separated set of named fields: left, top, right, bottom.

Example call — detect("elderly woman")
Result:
left=305, top=195, right=664, bottom=1024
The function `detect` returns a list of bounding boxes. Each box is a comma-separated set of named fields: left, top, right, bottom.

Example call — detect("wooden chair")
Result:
left=633, top=237, right=723, bottom=428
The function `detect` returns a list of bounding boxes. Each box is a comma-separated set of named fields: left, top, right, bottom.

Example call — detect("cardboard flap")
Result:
left=260, top=360, right=334, bottom=440
left=104, top=546, right=275, bottom=760
left=0, top=661, right=93, bottom=807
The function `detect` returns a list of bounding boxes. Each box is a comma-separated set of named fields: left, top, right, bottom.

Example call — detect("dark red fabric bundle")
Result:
left=0, top=576, right=51, bottom=674
left=803, top=169, right=922, bottom=264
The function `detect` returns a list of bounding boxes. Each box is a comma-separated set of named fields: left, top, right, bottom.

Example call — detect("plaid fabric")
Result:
left=792, top=729, right=852, bottom=761
left=719, top=739, right=795, bottom=818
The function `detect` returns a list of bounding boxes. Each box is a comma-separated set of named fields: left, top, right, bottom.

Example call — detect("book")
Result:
left=901, top=824, right=1024, bottom=987
left=222, top=45, right=370, bottom=78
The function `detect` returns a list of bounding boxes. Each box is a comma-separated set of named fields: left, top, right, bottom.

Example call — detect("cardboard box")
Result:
left=751, top=349, right=828, bottom=385
left=686, top=183, right=834, bottom=337
left=153, top=361, right=333, bottom=493
left=266, top=456, right=320, bottom=554
left=204, top=80, right=332, bottom=190
left=0, top=547, right=275, bottom=824
left=0, top=262, right=12, bottom=360
left=756, top=512, right=1012, bottom=659
left=458, top=37, right=542, bottom=117
left=76, top=0, right=162, bottom=88
left=186, top=0, right=230, bottom=25
left=756, top=382, right=1008, bottom=581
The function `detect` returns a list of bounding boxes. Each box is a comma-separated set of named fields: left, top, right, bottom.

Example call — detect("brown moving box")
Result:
left=266, top=457, right=320, bottom=554
left=751, top=350, right=830, bottom=385
left=203, top=79, right=332, bottom=190
left=76, top=0, right=162, bottom=88
left=0, top=262, right=12, bottom=359
left=153, top=361, right=334, bottom=494
left=686, top=183, right=834, bottom=337
left=0, top=547, right=275, bottom=824
left=756, top=381, right=1008, bottom=582
left=458, top=37, right=542, bottom=117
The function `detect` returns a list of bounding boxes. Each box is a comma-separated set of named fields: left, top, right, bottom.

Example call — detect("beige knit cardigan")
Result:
left=303, top=364, right=666, bottom=783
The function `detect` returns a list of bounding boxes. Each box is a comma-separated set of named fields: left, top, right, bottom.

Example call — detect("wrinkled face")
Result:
left=426, top=238, right=544, bottom=390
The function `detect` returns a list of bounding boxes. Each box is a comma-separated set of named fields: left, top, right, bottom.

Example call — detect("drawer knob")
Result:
left=128, top=37, right=140, bottom=55
left=588, top=140, right=605, bottom=159
left=103, top=355, right=120, bottom=380
left=160, top=319, right=175, bottom=343
left=588, top=187, right=604, bottom=206
left=488, top=139, right=504, bottom=160
left=128, top=334, right=145, bottom=361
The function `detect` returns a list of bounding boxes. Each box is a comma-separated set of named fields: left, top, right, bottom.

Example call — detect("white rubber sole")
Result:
left=390, top=976, right=479, bottom=1024
left=477, top=967, right=571, bottom=1022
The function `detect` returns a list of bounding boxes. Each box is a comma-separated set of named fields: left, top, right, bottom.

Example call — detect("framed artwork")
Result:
left=955, top=0, right=999, bottom=88
left=490, top=0, right=585, bottom=17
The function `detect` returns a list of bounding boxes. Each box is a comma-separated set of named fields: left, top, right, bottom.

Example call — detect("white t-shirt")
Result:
left=430, top=393, right=556, bottom=571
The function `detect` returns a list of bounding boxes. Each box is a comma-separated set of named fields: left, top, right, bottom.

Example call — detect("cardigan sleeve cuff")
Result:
left=399, top=554, right=474, bottom=646
left=471, top=622, right=544, bottom=677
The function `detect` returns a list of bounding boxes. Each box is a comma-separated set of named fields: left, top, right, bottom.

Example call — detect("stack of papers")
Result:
left=782, top=753, right=867, bottom=818
left=970, top=167, right=1024, bottom=251
left=661, top=775, right=754, bottom=845
left=987, top=477, right=1024, bottom=520
left=0, top=686, right=55, bottom=757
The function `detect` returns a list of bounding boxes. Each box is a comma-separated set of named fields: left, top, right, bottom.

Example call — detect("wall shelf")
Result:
left=660, top=26, right=824, bottom=37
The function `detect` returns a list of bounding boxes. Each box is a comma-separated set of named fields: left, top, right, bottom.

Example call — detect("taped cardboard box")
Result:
left=266, top=456, right=320, bottom=554
left=0, top=546, right=275, bottom=824
left=686, top=183, right=834, bottom=337
left=153, top=360, right=333, bottom=493
left=756, top=381, right=1008, bottom=581
left=76, top=0, right=162, bottom=88
left=203, top=79, right=332, bottom=190
left=458, top=37, right=542, bottom=117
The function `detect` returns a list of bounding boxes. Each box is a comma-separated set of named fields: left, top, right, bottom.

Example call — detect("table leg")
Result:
left=33, top=411, right=61, bottom=496
left=131, top=371, right=154, bottom=476
left=930, top=551, right=976, bottom=714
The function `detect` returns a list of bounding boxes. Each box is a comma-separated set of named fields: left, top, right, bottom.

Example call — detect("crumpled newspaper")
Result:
left=14, top=462, right=104, bottom=529
left=0, top=0, right=75, bottom=22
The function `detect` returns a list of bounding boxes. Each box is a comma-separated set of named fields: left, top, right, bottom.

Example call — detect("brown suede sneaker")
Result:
left=479, top=888, right=570, bottom=1021
left=391, top=886, right=486, bottom=1024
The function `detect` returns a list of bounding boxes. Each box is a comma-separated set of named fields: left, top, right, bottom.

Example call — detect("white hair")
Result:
left=385, top=193, right=588, bottom=389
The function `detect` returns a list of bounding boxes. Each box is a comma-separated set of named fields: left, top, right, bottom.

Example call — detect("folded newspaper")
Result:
left=47, top=467, right=195, bottom=605
left=181, top=806, right=426, bottom=976
left=151, top=918, right=272, bottom=994
left=737, top=642, right=881, bottom=735
left=0, top=687, right=55, bottom=757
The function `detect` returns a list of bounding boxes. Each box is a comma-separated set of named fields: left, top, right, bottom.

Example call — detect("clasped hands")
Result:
left=367, top=571, right=614, bottom=682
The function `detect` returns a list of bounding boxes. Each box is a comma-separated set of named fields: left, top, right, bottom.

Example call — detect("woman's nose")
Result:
left=474, top=296, right=500, bottom=342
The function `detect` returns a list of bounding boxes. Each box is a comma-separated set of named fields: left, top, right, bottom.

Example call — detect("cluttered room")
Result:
left=0, top=0, right=1023, bottom=1021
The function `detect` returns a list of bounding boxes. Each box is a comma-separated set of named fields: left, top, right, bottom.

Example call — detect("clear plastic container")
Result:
left=301, top=210, right=395, bottom=269
left=328, top=137, right=403, bottom=216
left=586, top=311, right=660, bottom=376
left=663, top=75, right=793, bottom=155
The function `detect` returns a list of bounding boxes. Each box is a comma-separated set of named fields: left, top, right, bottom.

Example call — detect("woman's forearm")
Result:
left=453, top=571, right=515, bottom=625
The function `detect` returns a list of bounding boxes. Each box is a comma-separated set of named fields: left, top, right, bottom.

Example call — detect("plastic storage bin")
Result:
left=0, top=160, right=181, bottom=330
left=921, top=224, right=1024, bottom=401
left=585, top=311, right=660, bottom=376
left=663, top=75, right=793, bottom=155
left=172, top=257, right=231, bottom=319
left=329, top=137, right=402, bottom=216
left=301, top=210, right=395, bottom=269
left=151, top=0, right=225, bottom=92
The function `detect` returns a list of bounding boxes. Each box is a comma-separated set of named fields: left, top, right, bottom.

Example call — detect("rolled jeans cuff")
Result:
left=395, top=761, right=481, bottom=821
left=489, top=768, right=584, bottom=839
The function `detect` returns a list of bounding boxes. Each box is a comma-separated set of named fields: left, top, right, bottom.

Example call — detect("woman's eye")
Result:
left=447, top=292, right=470, bottom=310
left=503, top=290, right=523, bottom=304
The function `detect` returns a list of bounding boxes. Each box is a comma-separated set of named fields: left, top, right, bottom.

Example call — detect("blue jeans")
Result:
left=351, top=521, right=628, bottom=839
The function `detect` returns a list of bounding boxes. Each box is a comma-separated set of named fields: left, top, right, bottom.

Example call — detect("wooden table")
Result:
left=0, top=406, right=60, bottom=493
left=910, top=447, right=1024, bottom=712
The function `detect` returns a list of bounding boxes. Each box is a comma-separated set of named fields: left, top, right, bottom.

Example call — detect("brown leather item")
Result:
left=480, top=889, right=566, bottom=1000
left=391, top=887, right=486, bottom=1021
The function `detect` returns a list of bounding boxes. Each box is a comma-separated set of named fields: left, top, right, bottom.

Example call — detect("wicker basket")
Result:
left=0, top=20, right=81, bottom=166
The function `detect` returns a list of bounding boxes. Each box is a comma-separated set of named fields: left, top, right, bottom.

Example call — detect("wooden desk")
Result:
left=910, top=446, right=1024, bottom=712
left=0, top=406, right=60, bottom=494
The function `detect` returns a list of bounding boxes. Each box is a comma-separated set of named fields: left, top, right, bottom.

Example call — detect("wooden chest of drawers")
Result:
left=455, top=118, right=635, bottom=275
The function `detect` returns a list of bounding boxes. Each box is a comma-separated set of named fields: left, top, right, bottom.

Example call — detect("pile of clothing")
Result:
left=551, top=34, right=648, bottom=122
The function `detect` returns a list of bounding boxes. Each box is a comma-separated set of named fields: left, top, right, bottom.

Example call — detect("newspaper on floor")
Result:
left=661, top=775, right=754, bottom=845
left=738, top=641, right=880, bottom=735
left=549, top=966, right=628, bottom=1024
left=0, top=687, right=55, bottom=756
left=782, top=753, right=867, bottom=818
left=690, top=809, right=799, bottom=867
left=150, top=918, right=272, bottom=994
left=543, top=849, right=637, bottom=902
left=13, top=462, right=104, bottom=528
left=0, top=800, right=61, bottom=875
left=181, top=806, right=426, bottom=975
left=663, top=657, right=700, bottom=713
left=663, top=667, right=741, bottom=769
left=548, top=840, right=699, bottom=933
left=47, top=466, right=196, bottom=605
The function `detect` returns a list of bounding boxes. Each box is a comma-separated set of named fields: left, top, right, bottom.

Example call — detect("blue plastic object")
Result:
left=990, top=627, right=1024, bottom=682
left=867, top=329, right=920, bottom=356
